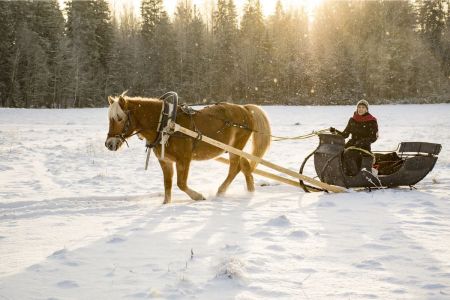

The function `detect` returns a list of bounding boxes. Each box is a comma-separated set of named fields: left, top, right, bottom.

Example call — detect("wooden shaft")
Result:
left=173, top=123, right=346, bottom=193
left=215, top=156, right=307, bottom=189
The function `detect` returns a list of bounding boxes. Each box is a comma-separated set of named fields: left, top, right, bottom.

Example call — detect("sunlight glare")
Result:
left=59, top=0, right=324, bottom=20
left=163, top=0, right=324, bottom=17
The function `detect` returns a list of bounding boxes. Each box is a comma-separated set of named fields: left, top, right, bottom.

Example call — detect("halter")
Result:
left=107, top=110, right=129, bottom=145
left=107, top=110, right=141, bottom=148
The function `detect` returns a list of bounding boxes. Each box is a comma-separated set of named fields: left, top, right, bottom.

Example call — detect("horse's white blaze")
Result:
left=108, top=100, right=127, bottom=121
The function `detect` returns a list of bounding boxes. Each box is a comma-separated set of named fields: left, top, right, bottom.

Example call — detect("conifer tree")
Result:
left=1, top=1, right=65, bottom=107
left=239, top=0, right=267, bottom=102
left=311, top=0, right=362, bottom=103
left=109, top=3, right=141, bottom=95
left=417, top=0, right=450, bottom=78
left=174, top=2, right=208, bottom=102
left=210, top=0, right=238, bottom=101
left=0, top=2, right=15, bottom=107
left=269, top=1, right=310, bottom=103
left=417, top=0, right=446, bottom=52
left=32, top=0, right=65, bottom=107
left=140, top=0, right=164, bottom=93
left=64, top=0, right=113, bottom=107
left=189, top=7, right=208, bottom=102
left=140, top=0, right=177, bottom=95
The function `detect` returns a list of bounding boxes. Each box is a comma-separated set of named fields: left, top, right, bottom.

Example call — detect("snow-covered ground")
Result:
left=0, top=104, right=449, bottom=299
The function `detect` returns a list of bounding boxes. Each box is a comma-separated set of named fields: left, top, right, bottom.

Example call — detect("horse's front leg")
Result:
left=176, top=159, right=205, bottom=201
left=158, top=159, right=174, bottom=204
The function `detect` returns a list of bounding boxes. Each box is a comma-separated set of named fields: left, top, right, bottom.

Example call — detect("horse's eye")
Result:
left=117, top=117, right=123, bottom=122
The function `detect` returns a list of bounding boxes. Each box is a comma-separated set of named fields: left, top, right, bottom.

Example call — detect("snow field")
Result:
left=0, top=104, right=449, bottom=299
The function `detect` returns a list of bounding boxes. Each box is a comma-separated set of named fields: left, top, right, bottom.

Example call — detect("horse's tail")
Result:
left=244, top=104, right=271, bottom=171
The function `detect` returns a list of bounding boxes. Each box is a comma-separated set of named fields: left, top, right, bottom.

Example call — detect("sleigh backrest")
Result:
left=398, top=142, right=442, bottom=157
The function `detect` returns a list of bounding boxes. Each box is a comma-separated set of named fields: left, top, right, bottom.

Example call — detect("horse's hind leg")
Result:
left=176, top=159, right=205, bottom=201
left=217, top=154, right=241, bottom=195
left=239, top=157, right=255, bottom=192
left=158, top=160, right=174, bottom=204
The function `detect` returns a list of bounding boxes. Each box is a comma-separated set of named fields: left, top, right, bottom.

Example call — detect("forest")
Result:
left=0, top=0, right=449, bottom=108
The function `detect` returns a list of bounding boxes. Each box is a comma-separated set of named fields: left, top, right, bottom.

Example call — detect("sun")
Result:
left=256, top=0, right=324, bottom=17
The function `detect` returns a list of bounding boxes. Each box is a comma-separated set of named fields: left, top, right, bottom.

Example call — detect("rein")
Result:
left=271, top=129, right=329, bottom=141
left=191, top=104, right=328, bottom=141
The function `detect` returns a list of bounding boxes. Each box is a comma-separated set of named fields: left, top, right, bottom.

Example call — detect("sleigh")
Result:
left=305, top=134, right=441, bottom=191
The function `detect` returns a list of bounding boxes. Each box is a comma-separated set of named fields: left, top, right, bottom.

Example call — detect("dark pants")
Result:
left=343, top=149, right=362, bottom=176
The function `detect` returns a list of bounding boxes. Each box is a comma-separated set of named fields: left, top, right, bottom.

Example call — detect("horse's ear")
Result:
left=118, top=96, right=127, bottom=110
left=108, top=96, right=114, bottom=105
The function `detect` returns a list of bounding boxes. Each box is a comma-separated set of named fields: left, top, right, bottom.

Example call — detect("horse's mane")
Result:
left=108, top=100, right=127, bottom=121
left=124, top=96, right=159, bottom=103
left=108, top=96, right=159, bottom=121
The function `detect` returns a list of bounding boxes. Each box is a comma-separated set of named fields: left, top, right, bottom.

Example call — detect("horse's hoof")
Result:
left=217, top=188, right=227, bottom=196
left=194, top=195, right=206, bottom=201
left=163, top=200, right=171, bottom=204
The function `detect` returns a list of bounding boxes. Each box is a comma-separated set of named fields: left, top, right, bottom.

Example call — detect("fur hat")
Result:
left=356, top=99, right=369, bottom=110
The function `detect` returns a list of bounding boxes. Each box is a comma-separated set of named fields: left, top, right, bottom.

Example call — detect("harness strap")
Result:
left=145, top=92, right=179, bottom=167
left=146, top=98, right=169, bottom=149
left=145, top=101, right=167, bottom=170
left=345, top=146, right=375, bottom=158
left=155, top=101, right=165, bottom=133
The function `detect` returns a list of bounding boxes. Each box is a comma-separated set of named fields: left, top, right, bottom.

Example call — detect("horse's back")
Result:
left=199, top=102, right=246, bottom=116
left=174, top=103, right=252, bottom=160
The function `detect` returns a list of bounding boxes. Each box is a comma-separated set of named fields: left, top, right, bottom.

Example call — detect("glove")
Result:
left=329, top=127, right=336, bottom=133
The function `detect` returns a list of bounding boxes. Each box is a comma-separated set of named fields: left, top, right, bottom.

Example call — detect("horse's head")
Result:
left=105, top=94, right=133, bottom=151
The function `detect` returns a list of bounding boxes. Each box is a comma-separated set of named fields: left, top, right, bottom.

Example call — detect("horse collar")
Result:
left=146, top=92, right=179, bottom=150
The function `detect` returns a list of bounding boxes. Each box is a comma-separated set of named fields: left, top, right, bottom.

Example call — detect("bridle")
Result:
left=107, top=110, right=140, bottom=148
left=107, top=92, right=178, bottom=149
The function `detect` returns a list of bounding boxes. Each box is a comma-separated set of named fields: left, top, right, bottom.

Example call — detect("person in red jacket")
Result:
left=330, top=99, right=378, bottom=175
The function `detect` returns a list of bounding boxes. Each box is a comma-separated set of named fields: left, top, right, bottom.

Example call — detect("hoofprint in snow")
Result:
left=0, top=104, right=449, bottom=299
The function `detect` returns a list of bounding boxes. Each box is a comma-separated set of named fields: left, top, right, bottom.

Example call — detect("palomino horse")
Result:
left=105, top=95, right=271, bottom=204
